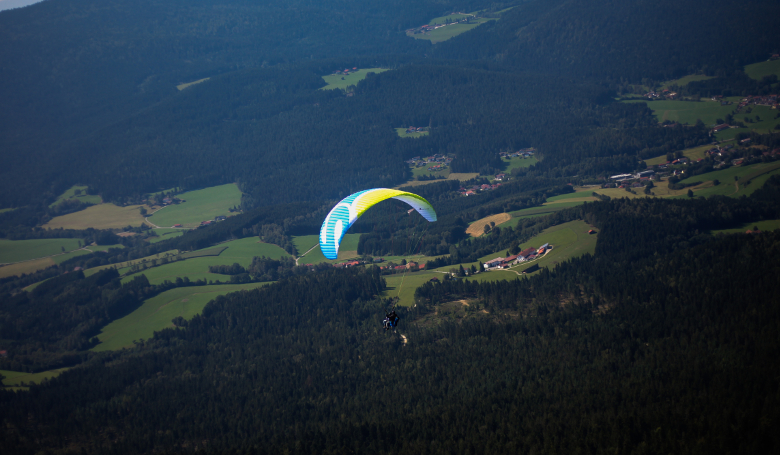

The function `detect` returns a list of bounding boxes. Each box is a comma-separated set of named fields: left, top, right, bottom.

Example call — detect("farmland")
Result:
left=624, top=99, right=737, bottom=126
left=0, top=258, right=55, bottom=279
left=119, top=238, right=288, bottom=285
left=676, top=161, right=780, bottom=198
left=92, top=282, right=272, bottom=351
left=0, top=238, right=82, bottom=263
left=381, top=269, right=441, bottom=307
left=466, top=213, right=512, bottom=237
left=407, top=12, right=495, bottom=44
left=44, top=203, right=149, bottom=230
left=150, top=228, right=186, bottom=243
left=0, top=368, right=71, bottom=391
left=660, top=74, right=714, bottom=89
left=398, top=172, right=479, bottom=188
left=147, top=183, right=242, bottom=228
left=292, top=234, right=361, bottom=264
left=320, top=68, right=389, bottom=90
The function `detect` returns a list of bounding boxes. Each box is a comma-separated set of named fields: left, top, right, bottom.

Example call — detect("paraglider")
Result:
left=383, top=310, right=399, bottom=331
left=319, top=188, right=437, bottom=260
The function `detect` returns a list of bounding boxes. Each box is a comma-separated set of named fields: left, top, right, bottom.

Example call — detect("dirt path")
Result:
left=295, top=243, right=320, bottom=266
left=144, top=205, right=168, bottom=229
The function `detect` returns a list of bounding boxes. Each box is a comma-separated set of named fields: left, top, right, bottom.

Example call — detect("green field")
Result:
left=0, top=238, right=83, bottom=263
left=44, top=203, right=149, bottom=230
left=716, top=105, right=780, bottom=140
left=744, top=59, right=780, bottom=81
left=395, top=127, right=430, bottom=138
left=147, top=184, right=242, bottom=228
left=320, top=68, right=389, bottom=90
left=502, top=156, right=538, bottom=173
left=507, top=203, right=585, bottom=227
left=678, top=161, right=780, bottom=198
left=176, top=77, right=210, bottom=91
left=645, top=143, right=713, bottom=166
left=408, top=18, right=493, bottom=43
left=1, top=367, right=71, bottom=391
left=92, top=282, right=271, bottom=351
left=467, top=220, right=597, bottom=279
left=49, top=185, right=102, bottom=208
left=711, top=219, right=780, bottom=235
left=293, top=234, right=361, bottom=264
left=660, top=74, right=714, bottom=89
left=381, top=269, right=441, bottom=307
left=411, top=164, right=449, bottom=180
left=0, top=208, right=15, bottom=214
left=624, top=99, right=737, bottom=125
left=545, top=190, right=597, bottom=204
left=428, top=12, right=476, bottom=25
left=149, top=228, right=187, bottom=243
left=120, top=238, right=288, bottom=285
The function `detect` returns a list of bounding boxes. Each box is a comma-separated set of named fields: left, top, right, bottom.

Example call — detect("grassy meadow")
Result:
left=716, top=105, right=780, bottom=140
left=398, top=172, right=479, bottom=188
left=411, top=165, right=449, bottom=180
left=92, top=282, right=272, bottom=351
left=49, top=185, right=101, bottom=207
left=0, top=238, right=82, bottom=263
left=744, top=59, right=780, bottom=81
left=44, top=203, right=149, bottom=230
left=645, top=143, right=713, bottom=166
left=502, top=156, right=538, bottom=173
left=381, top=269, right=441, bottom=307
left=676, top=161, right=780, bottom=198
left=148, top=183, right=242, bottom=228
left=660, top=74, right=714, bottom=89
left=293, top=234, right=361, bottom=264
left=0, top=257, right=55, bottom=279
left=467, top=213, right=512, bottom=237
left=624, top=99, right=737, bottom=125
left=1, top=367, right=71, bottom=391
left=120, top=238, right=288, bottom=285
left=320, top=68, right=389, bottom=90
left=149, top=228, right=186, bottom=243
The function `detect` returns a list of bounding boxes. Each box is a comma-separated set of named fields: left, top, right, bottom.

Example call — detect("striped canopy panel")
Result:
left=319, top=188, right=437, bottom=260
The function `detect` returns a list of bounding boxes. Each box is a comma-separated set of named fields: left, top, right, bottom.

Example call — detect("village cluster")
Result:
left=483, top=243, right=553, bottom=270
left=405, top=153, right=453, bottom=172
left=499, top=148, right=535, bottom=159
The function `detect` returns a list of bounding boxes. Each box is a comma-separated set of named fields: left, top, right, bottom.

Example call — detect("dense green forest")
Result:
left=3, top=192, right=780, bottom=453
left=2, top=0, right=780, bottom=453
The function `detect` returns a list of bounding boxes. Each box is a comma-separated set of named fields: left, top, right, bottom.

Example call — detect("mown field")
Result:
left=92, top=282, right=273, bottom=351
left=716, top=105, right=780, bottom=140
left=320, top=68, right=389, bottom=90
left=0, top=258, right=55, bottom=279
left=292, top=234, right=361, bottom=264
left=148, top=183, right=242, bottom=228
left=0, top=238, right=82, bottom=263
left=119, top=238, right=288, bottom=285
left=395, top=127, right=429, bottom=139
left=44, top=203, right=149, bottom=230
left=411, top=164, right=448, bottom=180
left=660, top=74, right=714, bottom=89
left=0, top=367, right=71, bottom=391
left=398, top=172, right=479, bottom=188
left=49, top=184, right=101, bottom=207
left=381, top=269, right=441, bottom=307
left=467, top=213, right=512, bottom=237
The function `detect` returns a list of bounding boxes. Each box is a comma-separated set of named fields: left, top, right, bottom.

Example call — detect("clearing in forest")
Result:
left=502, top=156, right=538, bottom=173
left=320, top=68, right=389, bottom=90
left=147, top=183, right=242, bottom=228
left=119, top=238, right=287, bottom=286
left=49, top=184, right=101, bottom=207
left=466, top=213, right=512, bottom=237
left=0, top=238, right=82, bottom=264
left=711, top=219, right=780, bottom=235
left=395, top=128, right=429, bottom=138
left=644, top=143, right=713, bottom=166
left=744, top=59, right=780, bottom=81
left=0, top=367, right=71, bottom=391
left=176, top=77, right=210, bottom=91
left=92, top=282, right=272, bottom=351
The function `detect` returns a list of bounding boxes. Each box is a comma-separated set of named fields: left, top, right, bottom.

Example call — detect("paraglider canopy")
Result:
left=319, top=188, right=437, bottom=260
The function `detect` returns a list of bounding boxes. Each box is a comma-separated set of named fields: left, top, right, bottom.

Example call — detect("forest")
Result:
left=2, top=0, right=780, bottom=453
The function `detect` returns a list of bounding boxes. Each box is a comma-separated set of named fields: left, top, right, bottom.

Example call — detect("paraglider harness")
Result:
left=383, top=310, right=399, bottom=331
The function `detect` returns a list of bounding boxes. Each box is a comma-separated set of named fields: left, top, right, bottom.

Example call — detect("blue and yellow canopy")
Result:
left=319, top=188, right=437, bottom=260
